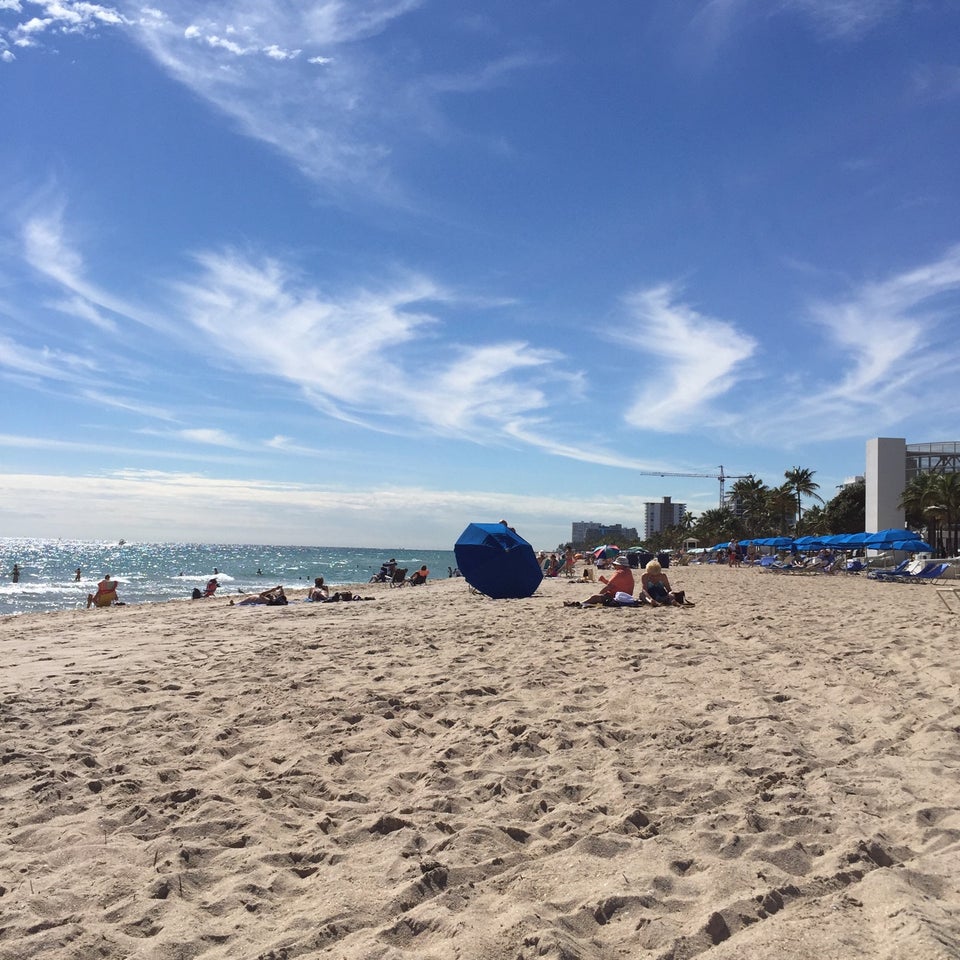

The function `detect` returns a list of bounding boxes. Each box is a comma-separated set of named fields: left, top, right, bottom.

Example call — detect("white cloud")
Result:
left=783, top=0, right=899, bottom=38
left=263, top=43, right=299, bottom=61
left=911, top=63, right=960, bottom=102
left=620, top=284, right=758, bottom=432
left=739, top=246, right=960, bottom=443
left=0, top=466, right=696, bottom=545
left=81, top=388, right=176, bottom=421
left=0, top=332, right=98, bottom=381
left=175, top=249, right=577, bottom=445
left=691, top=0, right=901, bottom=52
left=21, top=209, right=169, bottom=331
left=177, top=427, right=243, bottom=447
left=3, top=1, right=125, bottom=44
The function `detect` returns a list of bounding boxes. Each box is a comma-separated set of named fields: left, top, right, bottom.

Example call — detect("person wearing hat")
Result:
left=567, top=555, right=634, bottom=607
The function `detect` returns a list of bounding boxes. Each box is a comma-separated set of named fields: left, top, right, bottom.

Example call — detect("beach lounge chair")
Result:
left=908, top=562, right=950, bottom=584
left=867, top=559, right=911, bottom=580
left=873, top=562, right=948, bottom=584
left=389, top=567, right=408, bottom=587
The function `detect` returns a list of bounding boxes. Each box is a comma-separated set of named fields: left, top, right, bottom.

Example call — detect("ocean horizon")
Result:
left=0, top=538, right=459, bottom=617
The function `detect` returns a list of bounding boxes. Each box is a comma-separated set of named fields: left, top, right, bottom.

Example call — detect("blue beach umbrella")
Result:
left=889, top=539, right=934, bottom=553
left=835, top=532, right=874, bottom=548
left=454, top=523, right=543, bottom=600
left=767, top=536, right=794, bottom=548
left=865, top=528, right=922, bottom=549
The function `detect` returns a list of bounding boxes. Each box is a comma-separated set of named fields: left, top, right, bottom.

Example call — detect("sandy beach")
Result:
left=1, top=565, right=958, bottom=960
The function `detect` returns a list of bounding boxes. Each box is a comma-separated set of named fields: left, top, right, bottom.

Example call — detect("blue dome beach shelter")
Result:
left=454, top=523, right=543, bottom=599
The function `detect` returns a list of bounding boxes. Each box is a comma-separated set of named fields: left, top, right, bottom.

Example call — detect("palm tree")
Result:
left=898, top=472, right=960, bottom=556
left=729, top=475, right=769, bottom=537
left=692, top=507, right=742, bottom=547
left=784, top=466, right=823, bottom=521
left=767, top=483, right=797, bottom=536
left=920, top=473, right=960, bottom=556
left=900, top=473, right=939, bottom=550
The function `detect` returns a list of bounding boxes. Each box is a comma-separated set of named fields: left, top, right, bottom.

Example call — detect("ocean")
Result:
left=0, top=539, right=459, bottom=617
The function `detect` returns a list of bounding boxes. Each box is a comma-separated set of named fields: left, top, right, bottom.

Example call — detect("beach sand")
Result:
left=1, top=566, right=958, bottom=960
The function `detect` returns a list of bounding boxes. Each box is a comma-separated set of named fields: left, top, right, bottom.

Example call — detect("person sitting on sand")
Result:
left=640, top=559, right=692, bottom=606
left=87, top=573, right=119, bottom=608
left=307, top=577, right=329, bottom=601
left=566, top=555, right=634, bottom=606
left=234, top=585, right=288, bottom=606
left=409, top=565, right=429, bottom=586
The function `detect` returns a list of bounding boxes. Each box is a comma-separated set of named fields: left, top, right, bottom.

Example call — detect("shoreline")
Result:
left=2, top=566, right=958, bottom=959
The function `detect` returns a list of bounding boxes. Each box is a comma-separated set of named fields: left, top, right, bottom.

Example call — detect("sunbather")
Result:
left=307, top=576, right=329, bottom=601
left=565, top=555, right=634, bottom=606
left=234, top=585, right=288, bottom=606
left=87, top=573, right=119, bottom=608
left=640, top=559, right=692, bottom=606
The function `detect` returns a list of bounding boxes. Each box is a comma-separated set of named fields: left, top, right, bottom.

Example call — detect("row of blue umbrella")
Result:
left=709, top=528, right=933, bottom=553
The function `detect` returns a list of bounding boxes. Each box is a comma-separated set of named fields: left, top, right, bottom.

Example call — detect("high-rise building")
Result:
left=643, top=496, right=686, bottom=539
left=570, top=521, right=639, bottom=551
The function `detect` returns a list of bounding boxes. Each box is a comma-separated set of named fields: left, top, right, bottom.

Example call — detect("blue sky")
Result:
left=2, top=0, right=959, bottom=549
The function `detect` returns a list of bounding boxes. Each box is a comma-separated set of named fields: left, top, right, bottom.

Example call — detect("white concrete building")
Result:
left=865, top=438, right=960, bottom=532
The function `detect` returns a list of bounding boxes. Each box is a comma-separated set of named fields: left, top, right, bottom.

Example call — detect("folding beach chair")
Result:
left=936, top=586, right=960, bottom=612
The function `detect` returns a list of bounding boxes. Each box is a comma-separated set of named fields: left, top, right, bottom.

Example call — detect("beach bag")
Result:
left=614, top=591, right=639, bottom=606
left=191, top=588, right=203, bottom=599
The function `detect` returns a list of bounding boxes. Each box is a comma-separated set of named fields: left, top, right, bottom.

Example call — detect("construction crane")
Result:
left=633, top=465, right=751, bottom=507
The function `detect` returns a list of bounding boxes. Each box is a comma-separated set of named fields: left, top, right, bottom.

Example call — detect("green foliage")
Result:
left=824, top=479, right=865, bottom=534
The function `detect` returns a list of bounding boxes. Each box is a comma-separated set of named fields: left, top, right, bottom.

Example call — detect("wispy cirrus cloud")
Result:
left=619, top=284, right=758, bottom=432
left=691, top=0, right=901, bottom=51
left=122, top=1, right=426, bottom=196
left=784, top=0, right=900, bottom=39
left=2, top=2, right=542, bottom=197
left=21, top=209, right=167, bottom=331
left=176, top=249, right=568, bottom=443
left=0, top=332, right=98, bottom=382
left=740, top=246, right=960, bottom=443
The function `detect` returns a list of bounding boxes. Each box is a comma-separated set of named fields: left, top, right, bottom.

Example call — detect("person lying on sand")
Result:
left=233, top=586, right=288, bottom=606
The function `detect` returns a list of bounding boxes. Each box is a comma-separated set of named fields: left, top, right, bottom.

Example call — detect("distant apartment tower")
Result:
left=570, top=521, right=639, bottom=551
left=644, top=496, right=686, bottom=539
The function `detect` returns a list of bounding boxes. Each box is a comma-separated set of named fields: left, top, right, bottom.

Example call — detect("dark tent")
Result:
left=454, top=523, right=543, bottom=599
